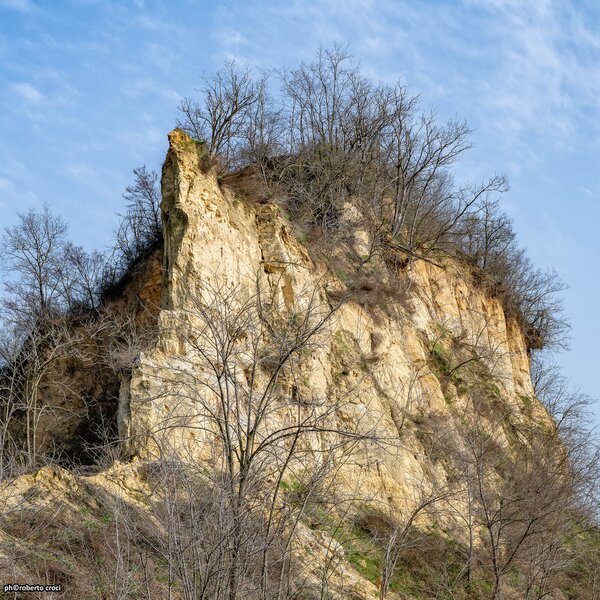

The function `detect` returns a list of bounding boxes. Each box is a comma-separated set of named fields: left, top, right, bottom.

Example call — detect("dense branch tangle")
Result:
left=177, top=45, right=566, bottom=351
left=136, top=274, right=382, bottom=600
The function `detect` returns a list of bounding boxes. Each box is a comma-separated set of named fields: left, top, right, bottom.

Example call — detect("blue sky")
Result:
left=1, top=0, right=599, bottom=412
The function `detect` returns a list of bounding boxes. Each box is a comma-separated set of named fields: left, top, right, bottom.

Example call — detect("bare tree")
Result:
left=386, top=111, right=470, bottom=241
left=508, top=264, right=569, bottom=350
left=114, top=166, right=162, bottom=266
left=377, top=482, right=450, bottom=600
left=61, top=243, right=106, bottom=311
left=1, top=204, right=68, bottom=321
left=127, top=274, right=382, bottom=600
left=178, top=61, right=259, bottom=168
left=0, top=316, right=94, bottom=465
left=276, top=45, right=403, bottom=232
left=460, top=197, right=515, bottom=274
left=414, top=308, right=596, bottom=599
left=1, top=204, right=109, bottom=318
left=448, top=368, right=599, bottom=600
left=240, top=71, right=282, bottom=182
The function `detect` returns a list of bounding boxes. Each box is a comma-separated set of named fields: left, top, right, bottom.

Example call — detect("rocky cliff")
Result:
left=122, top=128, right=546, bottom=474
left=0, top=130, right=564, bottom=599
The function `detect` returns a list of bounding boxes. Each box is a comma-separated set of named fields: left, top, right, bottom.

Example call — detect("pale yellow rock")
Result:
left=2, top=129, right=554, bottom=599
left=121, top=130, right=550, bottom=519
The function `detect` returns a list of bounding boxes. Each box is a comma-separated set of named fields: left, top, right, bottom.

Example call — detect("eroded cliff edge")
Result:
left=122, top=128, right=547, bottom=473
left=0, top=130, right=558, bottom=599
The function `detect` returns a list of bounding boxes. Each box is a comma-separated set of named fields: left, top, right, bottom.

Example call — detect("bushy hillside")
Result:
left=1, top=49, right=598, bottom=600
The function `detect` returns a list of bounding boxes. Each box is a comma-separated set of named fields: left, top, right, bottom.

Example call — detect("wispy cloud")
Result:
left=0, top=176, right=15, bottom=192
left=119, top=77, right=180, bottom=103
left=11, top=82, right=45, bottom=103
left=440, top=2, right=596, bottom=149
left=212, top=0, right=600, bottom=156
left=0, top=0, right=37, bottom=13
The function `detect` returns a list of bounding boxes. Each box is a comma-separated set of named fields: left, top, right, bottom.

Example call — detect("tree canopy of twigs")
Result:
left=177, top=45, right=568, bottom=351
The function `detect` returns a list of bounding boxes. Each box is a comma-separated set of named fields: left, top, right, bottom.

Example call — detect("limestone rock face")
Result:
left=121, top=129, right=549, bottom=508
left=0, top=130, right=558, bottom=600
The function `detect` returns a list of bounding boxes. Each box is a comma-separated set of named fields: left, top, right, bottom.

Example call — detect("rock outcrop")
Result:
left=0, top=130, right=557, bottom=599
left=120, top=129, right=548, bottom=498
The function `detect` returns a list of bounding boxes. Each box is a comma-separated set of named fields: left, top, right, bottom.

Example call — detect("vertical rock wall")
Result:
left=122, top=129, right=549, bottom=509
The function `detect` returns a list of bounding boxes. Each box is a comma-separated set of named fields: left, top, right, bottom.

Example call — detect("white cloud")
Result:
left=0, top=176, right=15, bottom=192
left=458, top=0, right=600, bottom=144
left=0, top=0, right=37, bottom=13
left=116, top=127, right=164, bottom=153
left=120, top=77, right=180, bottom=103
left=11, top=82, right=45, bottom=103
